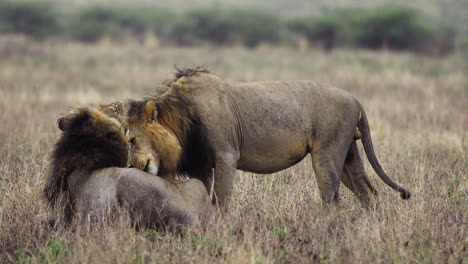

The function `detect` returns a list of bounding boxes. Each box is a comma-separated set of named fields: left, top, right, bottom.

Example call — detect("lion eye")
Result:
left=130, top=137, right=136, bottom=148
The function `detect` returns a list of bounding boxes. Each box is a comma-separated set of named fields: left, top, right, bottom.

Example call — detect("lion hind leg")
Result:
left=341, top=141, right=378, bottom=208
left=310, top=124, right=360, bottom=209
left=310, top=151, right=342, bottom=209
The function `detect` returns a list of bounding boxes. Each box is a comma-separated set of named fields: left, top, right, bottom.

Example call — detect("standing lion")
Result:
left=126, top=67, right=411, bottom=210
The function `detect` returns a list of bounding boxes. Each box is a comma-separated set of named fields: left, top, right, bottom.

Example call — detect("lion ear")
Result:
left=57, top=109, right=92, bottom=131
left=114, top=101, right=125, bottom=116
left=58, top=116, right=72, bottom=131
left=145, top=101, right=158, bottom=124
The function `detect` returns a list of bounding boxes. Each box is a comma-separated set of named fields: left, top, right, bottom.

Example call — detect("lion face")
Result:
left=126, top=101, right=182, bottom=176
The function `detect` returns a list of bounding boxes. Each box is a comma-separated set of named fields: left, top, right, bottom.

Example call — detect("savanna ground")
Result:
left=0, top=35, right=466, bottom=263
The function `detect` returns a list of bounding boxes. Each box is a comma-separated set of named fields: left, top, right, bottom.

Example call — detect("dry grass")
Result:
left=0, top=35, right=466, bottom=263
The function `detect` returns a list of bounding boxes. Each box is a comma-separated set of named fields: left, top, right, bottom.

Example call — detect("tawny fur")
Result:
left=127, top=85, right=214, bottom=188
left=43, top=104, right=213, bottom=229
left=127, top=67, right=411, bottom=210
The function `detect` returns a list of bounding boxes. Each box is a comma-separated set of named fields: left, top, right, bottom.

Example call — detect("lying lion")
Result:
left=43, top=103, right=213, bottom=229
left=126, top=67, right=411, bottom=210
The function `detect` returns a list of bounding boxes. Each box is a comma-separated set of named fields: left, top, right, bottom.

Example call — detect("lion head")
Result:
left=44, top=103, right=129, bottom=207
left=126, top=100, right=182, bottom=176
left=126, top=84, right=214, bottom=180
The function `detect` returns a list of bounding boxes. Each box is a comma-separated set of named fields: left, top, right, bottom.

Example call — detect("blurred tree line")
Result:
left=0, top=0, right=461, bottom=55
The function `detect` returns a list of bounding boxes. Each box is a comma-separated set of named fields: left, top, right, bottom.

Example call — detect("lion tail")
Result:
left=356, top=101, right=411, bottom=200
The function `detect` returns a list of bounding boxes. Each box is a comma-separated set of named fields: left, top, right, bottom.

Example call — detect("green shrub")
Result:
left=0, top=0, right=59, bottom=38
left=171, top=9, right=232, bottom=45
left=171, top=8, right=286, bottom=47
left=112, top=8, right=175, bottom=36
left=67, top=6, right=175, bottom=42
left=67, top=7, right=121, bottom=42
left=289, top=14, right=343, bottom=50
left=288, top=8, right=365, bottom=51
left=228, top=9, right=286, bottom=47
left=0, top=2, right=453, bottom=54
left=353, top=6, right=436, bottom=50
left=289, top=7, right=440, bottom=52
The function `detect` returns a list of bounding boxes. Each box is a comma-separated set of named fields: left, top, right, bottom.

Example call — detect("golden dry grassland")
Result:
left=0, top=35, right=466, bottom=263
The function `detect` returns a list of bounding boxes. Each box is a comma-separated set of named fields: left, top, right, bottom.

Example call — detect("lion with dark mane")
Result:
left=126, top=66, right=411, bottom=210
left=43, top=102, right=213, bottom=229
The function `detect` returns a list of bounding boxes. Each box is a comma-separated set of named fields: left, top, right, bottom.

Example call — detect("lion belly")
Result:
left=237, top=134, right=310, bottom=174
left=237, top=152, right=308, bottom=174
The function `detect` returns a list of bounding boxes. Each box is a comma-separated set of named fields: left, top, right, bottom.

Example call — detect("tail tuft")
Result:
left=400, top=190, right=411, bottom=200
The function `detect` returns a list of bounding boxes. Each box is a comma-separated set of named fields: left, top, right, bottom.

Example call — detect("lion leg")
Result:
left=341, top=141, right=378, bottom=208
left=310, top=124, right=359, bottom=209
left=213, top=152, right=239, bottom=212
left=310, top=151, right=343, bottom=208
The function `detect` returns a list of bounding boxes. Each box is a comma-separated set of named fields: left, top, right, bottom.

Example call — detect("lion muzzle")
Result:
left=145, top=154, right=160, bottom=176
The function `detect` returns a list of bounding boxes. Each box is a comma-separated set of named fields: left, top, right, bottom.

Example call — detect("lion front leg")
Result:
left=213, top=151, right=239, bottom=212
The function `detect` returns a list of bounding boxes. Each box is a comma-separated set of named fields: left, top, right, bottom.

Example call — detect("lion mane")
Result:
left=43, top=107, right=128, bottom=211
left=127, top=67, right=215, bottom=181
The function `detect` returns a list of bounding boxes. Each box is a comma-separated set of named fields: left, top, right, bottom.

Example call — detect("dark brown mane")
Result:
left=127, top=89, right=214, bottom=183
left=43, top=109, right=128, bottom=209
left=174, top=65, right=209, bottom=79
